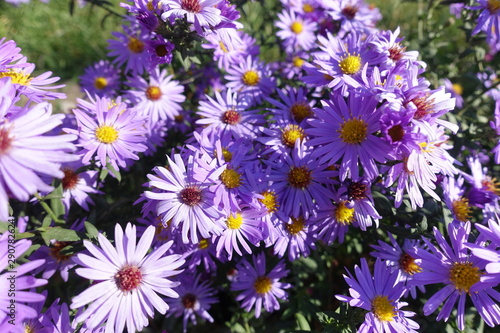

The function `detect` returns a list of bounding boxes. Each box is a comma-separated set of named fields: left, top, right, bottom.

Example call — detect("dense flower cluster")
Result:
left=1, top=0, right=500, bottom=332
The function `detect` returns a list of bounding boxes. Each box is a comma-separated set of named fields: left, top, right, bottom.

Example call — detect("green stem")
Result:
left=34, top=193, right=64, bottom=224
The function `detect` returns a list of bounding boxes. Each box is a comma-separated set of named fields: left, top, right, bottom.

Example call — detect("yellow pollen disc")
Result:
left=482, top=177, right=500, bottom=195
left=95, top=125, right=119, bottom=144
left=293, top=56, right=305, bottom=68
left=24, top=324, right=36, bottom=333
left=303, top=3, right=314, bottom=12
left=0, top=70, right=31, bottom=85
left=220, top=168, right=242, bottom=189
left=399, top=252, right=422, bottom=275
left=198, top=239, right=209, bottom=249
left=219, top=40, right=229, bottom=53
left=452, top=197, right=472, bottom=222
left=227, top=213, right=243, bottom=229
left=281, top=124, right=305, bottom=147
left=242, top=70, right=260, bottom=86
left=94, top=77, right=108, bottom=90
left=338, top=118, right=368, bottom=144
left=487, top=0, right=500, bottom=12
left=290, top=102, right=312, bottom=122
left=339, top=54, right=362, bottom=75
left=290, top=21, right=303, bottom=34
left=221, top=147, right=233, bottom=162
left=286, top=217, right=305, bottom=235
left=449, top=262, right=481, bottom=293
left=259, top=190, right=278, bottom=213
left=452, top=83, right=463, bottom=95
left=147, top=0, right=154, bottom=11
left=128, top=37, right=145, bottom=53
left=334, top=201, right=355, bottom=225
left=254, top=276, right=272, bottom=294
left=287, top=166, right=312, bottom=188
left=371, top=295, right=397, bottom=322
left=146, top=86, right=162, bottom=101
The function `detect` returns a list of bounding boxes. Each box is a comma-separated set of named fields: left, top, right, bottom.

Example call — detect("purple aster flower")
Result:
left=408, top=222, right=500, bottom=330
left=231, top=252, right=291, bottom=318
left=336, top=258, right=420, bottom=333
left=442, top=175, right=472, bottom=223
left=146, top=36, right=175, bottom=69
left=314, top=197, right=353, bottom=245
left=79, top=60, right=121, bottom=98
left=29, top=239, right=78, bottom=282
left=265, top=86, right=315, bottom=126
left=370, top=233, right=425, bottom=299
left=0, top=96, right=77, bottom=221
left=271, top=213, right=318, bottom=261
left=69, top=96, right=148, bottom=171
left=306, top=93, right=391, bottom=181
left=0, top=38, right=25, bottom=70
left=126, top=68, right=186, bottom=127
left=343, top=179, right=381, bottom=230
left=0, top=235, right=47, bottom=327
left=196, top=87, right=263, bottom=139
left=40, top=299, right=72, bottom=333
left=161, top=0, right=223, bottom=36
left=71, top=223, right=185, bottom=333
left=462, top=155, right=500, bottom=212
left=267, top=140, right=336, bottom=218
left=441, top=78, right=464, bottom=109
left=469, top=0, right=500, bottom=47
left=491, top=99, right=500, bottom=164
left=326, top=0, right=381, bottom=37
left=166, top=273, right=217, bottom=332
left=214, top=206, right=264, bottom=260
left=0, top=63, right=66, bottom=102
left=143, top=152, right=224, bottom=244
left=107, top=24, right=152, bottom=75
left=276, top=9, right=317, bottom=52
left=225, top=55, right=276, bottom=106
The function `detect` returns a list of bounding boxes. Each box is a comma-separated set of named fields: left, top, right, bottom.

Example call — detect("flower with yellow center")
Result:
left=334, top=201, right=355, bottom=225
left=487, top=0, right=500, bottom=12
left=146, top=86, right=162, bottom=101
left=242, top=70, right=260, bottom=86
left=338, top=118, right=368, bottom=145
left=0, top=69, right=31, bottom=85
left=226, top=213, right=243, bottom=230
left=290, top=21, right=303, bottom=34
left=287, top=166, right=312, bottom=188
left=290, top=102, right=312, bottom=123
left=94, top=77, right=108, bottom=90
left=253, top=276, right=272, bottom=294
left=452, top=197, right=472, bottom=222
left=281, top=124, right=305, bottom=147
left=449, top=262, right=481, bottom=294
left=127, top=37, right=145, bottom=53
left=95, top=125, right=119, bottom=144
left=338, top=53, right=362, bottom=75
left=303, top=3, right=314, bottom=12
left=220, top=168, right=242, bottom=189
left=371, top=295, right=397, bottom=322
left=292, top=56, right=305, bottom=68
left=259, top=190, right=278, bottom=213
left=452, top=83, right=463, bottom=95
left=285, top=217, right=305, bottom=235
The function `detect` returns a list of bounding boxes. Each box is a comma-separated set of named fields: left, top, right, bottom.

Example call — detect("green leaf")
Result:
left=50, top=185, right=66, bottom=223
left=106, top=161, right=121, bottom=182
left=40, top=227, right=81, bottom=245
left=99, top=167, right=109, bottom=182
left=85, top=221, right=99, bottom=239
left=295, top=313, right=311, bottom=331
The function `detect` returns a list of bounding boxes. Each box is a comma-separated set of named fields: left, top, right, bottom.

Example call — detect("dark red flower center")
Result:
left=49, top=241, right=73, bottom=262
left=115, top=265, right=143, bottom=292
left=182, top=293, right=197, bottom=309
left=62, top=168, right=79, bottom=190
left=341, top=5, right=358, bottom=19
left=399, top=252, right=422, bottom=275
left=181, top=0, right=202, bottom=13
left=348, top=182, right=368, bottom=200
left=221, top=109, right=241, bottom=125
left=0, top=128, right=13, bottom=155
left=387, top=124, right=405, bottom=142
left=389, top=44, right=406, bottom=62
left=410, top=94, right=435, bottom=120
left=180, top=187, right=202, bottom=206
left=155, top=44, right=169, bottom=57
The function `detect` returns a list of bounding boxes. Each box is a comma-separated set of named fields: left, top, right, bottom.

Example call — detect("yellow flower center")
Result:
left=227, top=213, right=243, bottom=229
left=339, top=54, right=362, bottom=75
left=219, top=40, right=229, bottom=53
left=487, top=0, right=500, bottom=12
left=286, top=216, right=305, bottom=235
left=287, top=166, right=312, bottom=188
left=281, top=124, right=305, bottom=147
left=94, top=77, right=108, bottom=90
left=198, top=239, right=210, bottom=249
left=95, top=125, right=119, bottom=144
left=24, top=323, right=36, bottom=333
left=147, top=0, right=154, bottom=11
left=452, top=83, right=463, bottom=95
left=293, top=56, right=305, bottom=68
left=452, top=197, right=472, bottom=222
left=398, top=252, right=422, bottom=275
left=290, top=102, right=312, bottom=123
left=303, top=3, right=314, bottom=12
left=290, top=21, right=303, bottom=34
left=482, top=177, right=500, bottom=195
left=371, top=295, right=397, bottom=322
left=335, top=201, right=355, bottom=225
left=259, top=190, right=278, bottom=213
left=146, top=86, right=162, bottom=101
left=242, top=70, right=260, bottom=86
left=0, top=70, right=31, bottom=85
left=254, top=276, right=272, bottom=294
left=338, top=118, right=368, bottom=144
left=127, top=37, right=145, bottom=53
left=449, top=262, right=481, bottom=293
left=220, top=168, right=242, bottom=189
left=220, top=147, right=233, bottom=162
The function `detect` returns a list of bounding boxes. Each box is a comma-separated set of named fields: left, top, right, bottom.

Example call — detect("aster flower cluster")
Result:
left=2, top=0, right=500, bottom=332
